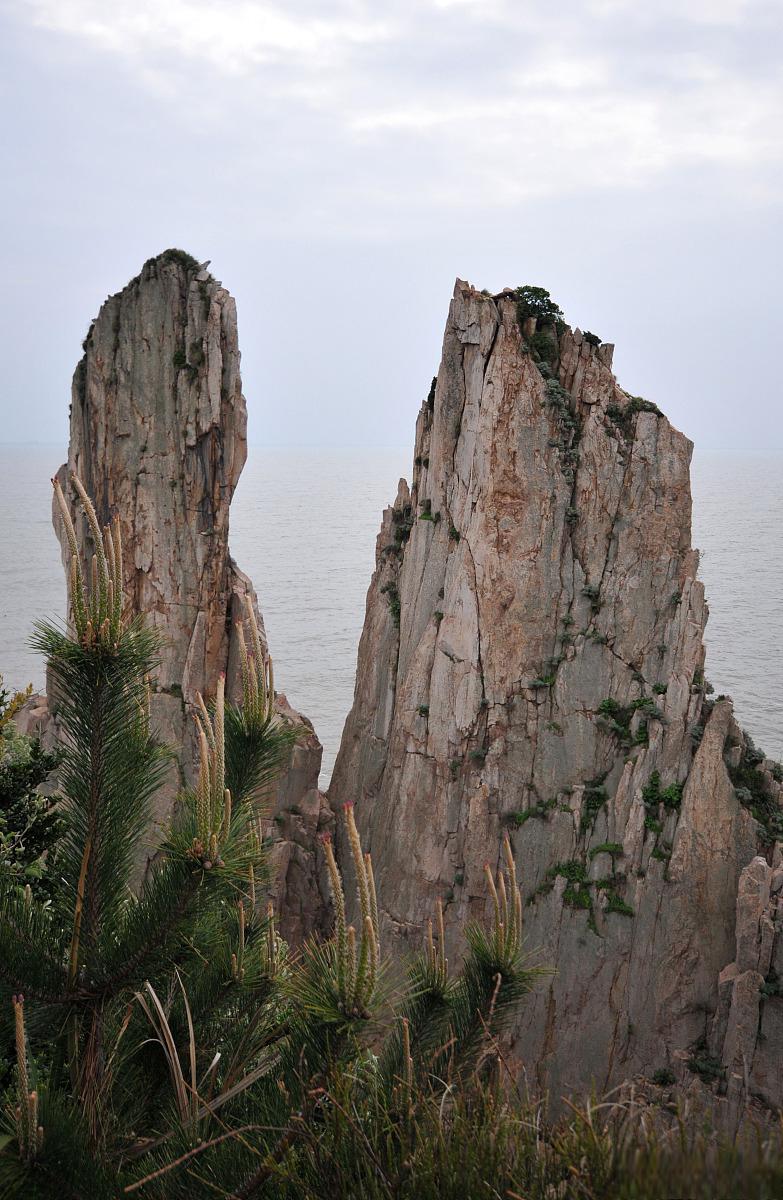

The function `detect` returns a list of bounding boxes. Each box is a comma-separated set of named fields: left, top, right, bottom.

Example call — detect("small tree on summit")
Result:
left=514, top=285, right=564, bottom=326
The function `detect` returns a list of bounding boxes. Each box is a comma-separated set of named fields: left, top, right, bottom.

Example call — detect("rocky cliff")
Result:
left=330, top=280, right=783, bottom=1111
left=51, top=250, right=330, bottom=939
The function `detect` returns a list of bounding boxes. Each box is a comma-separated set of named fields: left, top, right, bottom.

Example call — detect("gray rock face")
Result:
left=330, top=279, right=782, bottom=1101
left=51, top=250, right=330, bottom=938
left=710, top=850, right=783, bottom=1113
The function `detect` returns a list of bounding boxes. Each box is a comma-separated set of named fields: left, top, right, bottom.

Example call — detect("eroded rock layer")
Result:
left=52, top=250, right=330, bottom=938
left=330, top=280, right=782, bottom=1107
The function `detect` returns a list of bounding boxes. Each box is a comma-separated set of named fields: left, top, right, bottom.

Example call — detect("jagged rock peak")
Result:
left=53, top=252, right=331, bottom=939
left=330, top=277, right=783, bottom=1110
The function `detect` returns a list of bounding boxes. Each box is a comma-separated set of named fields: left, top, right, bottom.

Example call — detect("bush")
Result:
left=0, top=680, right=63, bottom=904
left=514, top=286, right=564, bottom=327
left=0, top=473, right=546, bottom=1197
left=381, top=581, right=402, bottom=627
left=726, top=733, right=783, bottom=844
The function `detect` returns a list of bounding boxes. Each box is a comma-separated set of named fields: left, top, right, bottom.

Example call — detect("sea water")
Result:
left=1, top=446, right=780, bottom=785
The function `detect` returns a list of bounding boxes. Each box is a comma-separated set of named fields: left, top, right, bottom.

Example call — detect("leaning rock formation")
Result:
left=330, top=279, right=783, bottom=1106
left=51, top=250, right=330, bottom=939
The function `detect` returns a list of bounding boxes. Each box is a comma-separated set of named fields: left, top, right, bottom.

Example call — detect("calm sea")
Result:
left=1, top=447, right=781, bottom=784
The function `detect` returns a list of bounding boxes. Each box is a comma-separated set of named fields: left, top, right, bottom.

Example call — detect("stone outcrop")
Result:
left=710, top=848, right=783, bottom=1115
left=50, top=250, right=330, bottom=939
left=330, top=279, right=783, bottom=1103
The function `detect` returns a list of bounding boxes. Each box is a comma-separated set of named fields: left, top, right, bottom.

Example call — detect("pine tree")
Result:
left=0, top=475, right=299, bottom=1195
left=0, top=474, right=542, bottom=1198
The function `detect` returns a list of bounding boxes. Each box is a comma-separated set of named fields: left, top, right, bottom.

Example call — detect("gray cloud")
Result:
left=1, top=0, right=781, bottom=450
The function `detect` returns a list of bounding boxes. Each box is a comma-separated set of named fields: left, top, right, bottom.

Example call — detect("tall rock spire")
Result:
left=330, top=279, right=783, bottom=1109
left=52, top=250, right=330, bottom=938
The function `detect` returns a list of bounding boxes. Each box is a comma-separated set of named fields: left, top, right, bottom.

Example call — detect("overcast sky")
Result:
left=1, top=0, right=781, bottom=450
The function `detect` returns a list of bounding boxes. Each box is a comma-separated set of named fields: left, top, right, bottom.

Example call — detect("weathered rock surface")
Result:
left=49, top=250, right=331, bottom=938
left=710, top=848, right=783, bottom=1114
left=330, top=279, right=783, bottom=1103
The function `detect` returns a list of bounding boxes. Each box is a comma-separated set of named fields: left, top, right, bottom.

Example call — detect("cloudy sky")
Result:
left=1, top=0, right=781, bottom=449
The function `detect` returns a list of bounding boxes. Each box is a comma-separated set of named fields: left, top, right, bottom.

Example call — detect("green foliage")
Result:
left=642, top=771, right=682, bottom=816
left=548, top=860, right=592, bottom=912
left=381, top=582, right=401, bottom=627
left=391, top=502, right=414, bottom=548
left=605, top=395, right=662, bottom=440
left=508, top=798, right=556, bottom=828
left=528, top=329, right=557, bottom=363
left=172, top=348, right=187, bottom=369
left=604, top=894, right=634, bottom=917
left=426, top=376, right=437, bottom=411
left=726, top=733, right=783, bottom=844
left=0, top=476, right=543, bottom=1197
left=687, top=1039, right=724, bottom=1083
left=155, top=248, right=201, bottom=273
left=580, top=782, right=608, bottom=833
left=582, top=583, right=601, bottom=611
left=583, top=331, right=602, bottom=347
left=597, top=696, right=662, bottom=748
left=543, top=379, right=581, bottom=483
left=514, top=285, right=564, bottom=327
left=0, top=686, right=63, bottom=904
left=448, top=525, right=460, bottom=542
left=589, top=842, right=624, bottom=861
left=652, top=1067, right=676, bottom=1086
left=761, top=970, right=782, bottom=999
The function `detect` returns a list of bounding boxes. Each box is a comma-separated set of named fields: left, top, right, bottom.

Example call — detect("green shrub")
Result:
left=508, top=798, right=556, bottom=827
left=687, top=1040, right=724, bottom=1083
left=604, top=893, right=634, bottom=917
left=0, top=472, right=547, bottom=1198
left=727, top=734, right=783, bottom=844
left=381, top=581, right=401, bottom=626
left=0, top=681, right=63, bottom=904
left=514, top=285, right=564, bottom=327
left=392, top=503, right=414, bottom=547
left=589, top=842, right=624, bottom=861
left=580, top=783, right=608, bottom=832
left=605, top=395, right=662, bottom=440
left=529, top=330, right=557, bottom=362
left=157, top=247, right=201, bottom=272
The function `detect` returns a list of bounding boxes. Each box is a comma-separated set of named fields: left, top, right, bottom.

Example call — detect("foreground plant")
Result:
left=0, top=474, right=298, bottom=1196
left=1, top=473, right=781, bottom=1199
